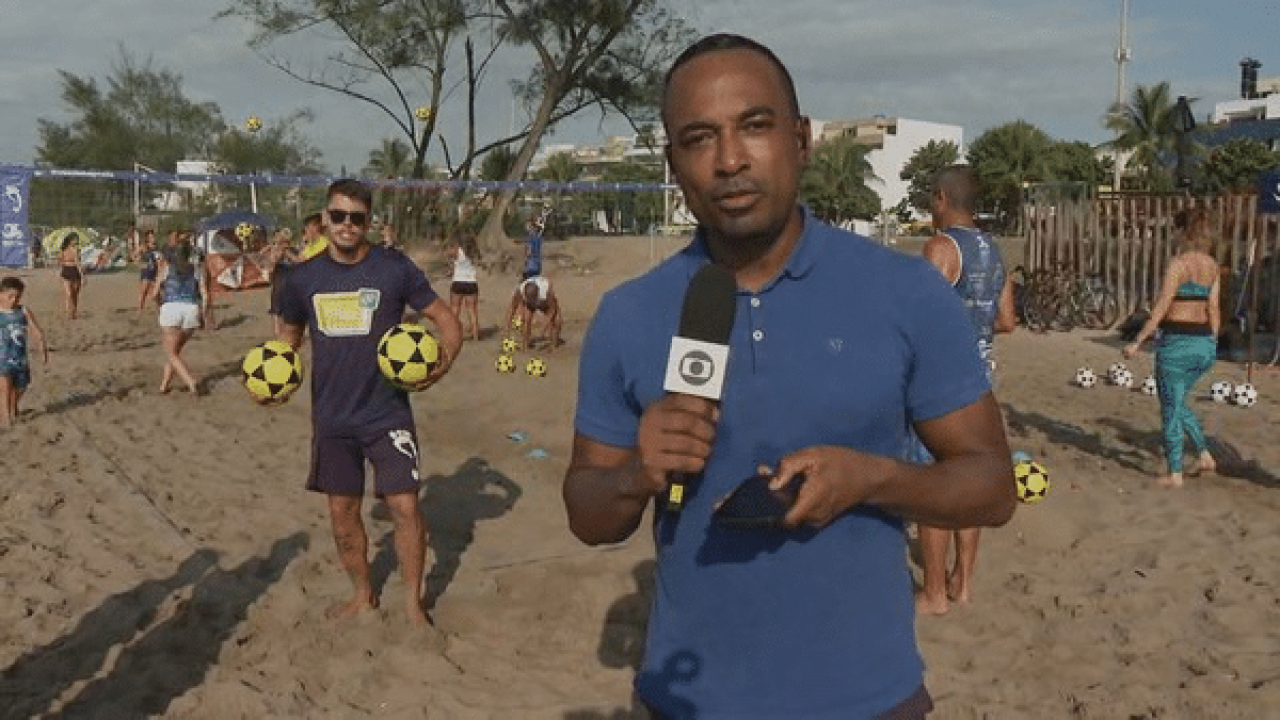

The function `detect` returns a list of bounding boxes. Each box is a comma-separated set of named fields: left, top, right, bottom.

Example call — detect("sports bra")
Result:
left=1174, top=280, right=1211, bottom=301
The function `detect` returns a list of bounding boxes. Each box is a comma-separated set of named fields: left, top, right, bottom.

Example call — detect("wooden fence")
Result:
left=1023, top=192, right=1280, bottom=329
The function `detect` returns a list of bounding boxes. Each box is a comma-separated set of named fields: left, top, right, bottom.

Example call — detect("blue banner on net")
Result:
left=1259, top=170, right=1280, bottom=215
left=1, top=169, right=32, bottom=268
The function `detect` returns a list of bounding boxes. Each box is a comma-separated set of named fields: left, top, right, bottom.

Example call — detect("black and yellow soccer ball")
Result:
left=525, top=357, right=547, bottom=378
left=377, top=323, right=440, bottom=390
left=501, top=337, right=520, bottom=355
left=242, top=340, right=304, bottom=404
left=1014, top=460, right=1050, bottom=504
left=495, top=354, right=516, bottom=374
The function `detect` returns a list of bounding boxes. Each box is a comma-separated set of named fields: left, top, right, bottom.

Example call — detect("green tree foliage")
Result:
left=1201, top=138, right=1280, bottom=192
left=480, top=145, right=518, bottom=180
left=363, top=138, right=415, bottom=178
left=36, top=50, right=224, bottom=171
left=801, top=134, right=880, bottom=224
left=534, top=151, right=582, bottom=182
left=1104, top=81, right=1182, bottom=191
left=1046, top=140, right=1108, bottom=186
left=966, top=121, right=1053, bottom=231
left=475, top=0, right=695, bottom=252
left=899, top=139, right=959, bottom=213
left=219, top=0, right=471, bottom=179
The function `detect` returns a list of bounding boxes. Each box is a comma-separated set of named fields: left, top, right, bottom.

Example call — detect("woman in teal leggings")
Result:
left=1124, top=208, right=1220, bottom=487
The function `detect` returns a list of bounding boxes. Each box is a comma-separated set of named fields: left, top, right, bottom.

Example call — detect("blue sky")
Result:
left=3, top=1, right=1277, bottom=174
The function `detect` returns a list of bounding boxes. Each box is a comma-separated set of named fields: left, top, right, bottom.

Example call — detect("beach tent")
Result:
left=194, top=210, right=274, bottom=291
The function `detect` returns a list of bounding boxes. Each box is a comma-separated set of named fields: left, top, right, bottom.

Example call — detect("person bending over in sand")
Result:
left=276, top=178, right=463, bottom=627
left=504, top=275, right=561, bottom=351
left=0, top=277, right=49, bottom=428
left=911, top=165, right=1017, bottom=617
left=1124, top=207, right=1220, bottom=488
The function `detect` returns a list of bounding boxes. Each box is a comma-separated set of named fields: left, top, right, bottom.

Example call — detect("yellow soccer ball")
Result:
left=377, top=323, right=440, bottom=390
left=415, top=106, right=433, bottom=121
left=501, top=337, right=520, bottom=354
left=525, top=357, right=547, bottom=378
left=495, top=354, right=516, bottom=374
left=1014, top=460, right=1050, bottom=504
left=245, top=114, right=263, bottom=132
left=235, top=222, right=255, bottom=242
left=242, top=340, right=304, bottom=404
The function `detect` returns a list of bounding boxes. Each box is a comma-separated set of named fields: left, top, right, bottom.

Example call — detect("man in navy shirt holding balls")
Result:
left=564, top=35, right=1016, bottom=717
left=278, top=178, right=462, bottom=627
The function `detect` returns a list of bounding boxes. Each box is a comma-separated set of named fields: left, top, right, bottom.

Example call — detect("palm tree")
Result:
left=800, top=134, right=881, bottom=224
left=1104, top=81, right=1177, bottom=191
left=364, top=138, right=413, bottom=178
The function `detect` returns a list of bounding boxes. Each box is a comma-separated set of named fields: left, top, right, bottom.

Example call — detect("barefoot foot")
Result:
left=1157, top=473, right=1184, bottom=488
left=326, top=595, right=377, bottom=620
left=914, top=592, right=949, bottom=616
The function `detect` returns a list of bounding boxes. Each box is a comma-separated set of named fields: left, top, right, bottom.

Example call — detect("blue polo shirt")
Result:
left=575, top=209, right=989, bottom=718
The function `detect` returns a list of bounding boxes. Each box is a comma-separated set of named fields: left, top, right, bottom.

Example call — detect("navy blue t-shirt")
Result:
left=279, top=245, right=438, bottom=435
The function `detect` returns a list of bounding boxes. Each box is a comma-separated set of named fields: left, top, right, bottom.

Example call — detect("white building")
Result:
left=812, top=116, right=964, bottom=216
left=1212, top=78, right=1280, bottom=123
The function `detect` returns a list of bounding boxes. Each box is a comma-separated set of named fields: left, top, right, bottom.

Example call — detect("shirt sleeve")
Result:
left=401, top=252, right=440, bottom=312
left=574, top=291, right=643, bottom=448
left=901, top=258, right=991, bottom=423
left=278, top=267, right=308, bottom=327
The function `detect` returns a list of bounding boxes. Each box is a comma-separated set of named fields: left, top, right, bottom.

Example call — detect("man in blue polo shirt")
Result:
left=563, top=34, right=1017, bottom=718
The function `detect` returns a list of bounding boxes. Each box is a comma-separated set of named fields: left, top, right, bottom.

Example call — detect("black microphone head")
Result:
left=678, top=263, right=737, bottom=344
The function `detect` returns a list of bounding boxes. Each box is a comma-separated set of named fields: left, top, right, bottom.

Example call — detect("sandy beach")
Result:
left=1, top=234, right=1278, bottom=719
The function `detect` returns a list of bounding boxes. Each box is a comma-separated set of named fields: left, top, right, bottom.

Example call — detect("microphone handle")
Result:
left=667, top=472, right=694, bottom=511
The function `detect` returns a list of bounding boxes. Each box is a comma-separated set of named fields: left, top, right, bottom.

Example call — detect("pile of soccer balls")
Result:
left=1210, top=380, right=1259, bottom=408
left=494, top=316, right=547, bottom=378
left=1073, top=363, right=1157, bottom=396
left=242, top=340, right=305, bottom=404
left=1014, top=459, right=1050, bottom=504
left=377, top=323, right=440, bottom=390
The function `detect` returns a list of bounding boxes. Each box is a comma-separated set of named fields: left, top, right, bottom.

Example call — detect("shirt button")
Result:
left=750, top=297, right=761, bottom=308
left=752, top=330, right=764, bottom=341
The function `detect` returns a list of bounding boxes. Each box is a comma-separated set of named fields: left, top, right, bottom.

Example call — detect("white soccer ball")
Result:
left=1233, top=382, right=1258, bottom=408
left=1107, top=362, right=1128, bottom=382
left=1140, top=376, right=1158, bottom=395
left=1112, top=368, right=1134, bottom=388
left=1210, top=380, right=1234, bottom=404
left=1074, top=367, right=1097, bottom=388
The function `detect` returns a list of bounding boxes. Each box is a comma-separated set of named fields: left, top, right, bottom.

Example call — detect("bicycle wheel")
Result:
left=1083, top=285, right=1121, bottom=329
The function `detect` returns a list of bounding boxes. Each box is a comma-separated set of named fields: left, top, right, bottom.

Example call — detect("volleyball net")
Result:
left=0, top=165, right=682, bottom=269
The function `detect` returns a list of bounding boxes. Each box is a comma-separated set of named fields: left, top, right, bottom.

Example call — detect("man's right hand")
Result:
left=634, top=393, right=719, bottom=496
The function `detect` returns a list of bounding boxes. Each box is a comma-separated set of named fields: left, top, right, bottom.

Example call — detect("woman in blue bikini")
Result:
left=1124, top=207, right=1220, bottom=487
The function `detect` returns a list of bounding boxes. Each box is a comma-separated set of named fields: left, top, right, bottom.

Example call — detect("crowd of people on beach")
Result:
left=2, top=32, right=1255, bottom=720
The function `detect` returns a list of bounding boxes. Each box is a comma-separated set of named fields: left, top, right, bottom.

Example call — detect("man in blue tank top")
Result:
left=914, top=165, right=1017, bottom=617
left=277, top=178, right=463, bottom=628
left=565, top=36, right=1017, bottom=718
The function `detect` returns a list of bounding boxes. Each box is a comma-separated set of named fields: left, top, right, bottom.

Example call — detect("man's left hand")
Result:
left=770, top=446, right=891, bottom=529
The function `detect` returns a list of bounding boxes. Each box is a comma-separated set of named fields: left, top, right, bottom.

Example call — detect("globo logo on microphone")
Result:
left=678, top=350, right=715, bottom=386
left=665, top=337, right=729, bottom=400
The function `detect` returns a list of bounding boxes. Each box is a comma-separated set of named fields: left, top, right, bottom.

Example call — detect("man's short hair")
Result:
left=1, top=276, right=24, bottom=293
left=303, top=212, right=324, bottom=228
left=932, top=165, right=981, bottom=213
left=662, top=33, right=800, bottom=127
left=327, top=178, right=373, bottom=210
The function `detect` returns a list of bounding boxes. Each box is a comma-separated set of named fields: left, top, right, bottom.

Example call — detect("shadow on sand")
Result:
left=0, top=533, right=307, bottom=719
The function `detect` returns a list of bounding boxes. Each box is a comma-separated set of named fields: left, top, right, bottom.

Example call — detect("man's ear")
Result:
left=796, top=116, right=811, bottom=154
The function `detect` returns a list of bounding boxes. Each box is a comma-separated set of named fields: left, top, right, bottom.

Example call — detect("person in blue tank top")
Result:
left=913, top=165, right=1017, bottom=617
left=564, top=35, right=1017, bottom=719
left=0, top=277, right=49, bottom=428
left=148, top=235, right=210, bottom=396
left=1123, top=207, right=1220, bottom=487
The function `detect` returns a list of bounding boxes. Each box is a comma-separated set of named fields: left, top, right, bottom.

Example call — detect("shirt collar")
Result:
left=685, top=205, right=822, bottom=290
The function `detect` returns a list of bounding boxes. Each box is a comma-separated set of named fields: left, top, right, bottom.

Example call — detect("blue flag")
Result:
left=0, top=169, right=32, bottom=268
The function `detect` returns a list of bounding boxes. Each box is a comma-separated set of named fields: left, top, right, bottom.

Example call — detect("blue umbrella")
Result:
left=195, top=210, right=274, bottom=253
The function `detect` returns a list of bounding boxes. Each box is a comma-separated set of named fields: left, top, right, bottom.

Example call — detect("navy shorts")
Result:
left=1, top=365, right=31, bottom=392
left=307, top=425, right=422, bottom=497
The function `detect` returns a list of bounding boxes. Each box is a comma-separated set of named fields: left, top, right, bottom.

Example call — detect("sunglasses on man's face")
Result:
left=327, top=209, right=369, bottom=226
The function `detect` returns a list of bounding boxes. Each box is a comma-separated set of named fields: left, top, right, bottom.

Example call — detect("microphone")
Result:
left=662, top=263, right=738, bottom=510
